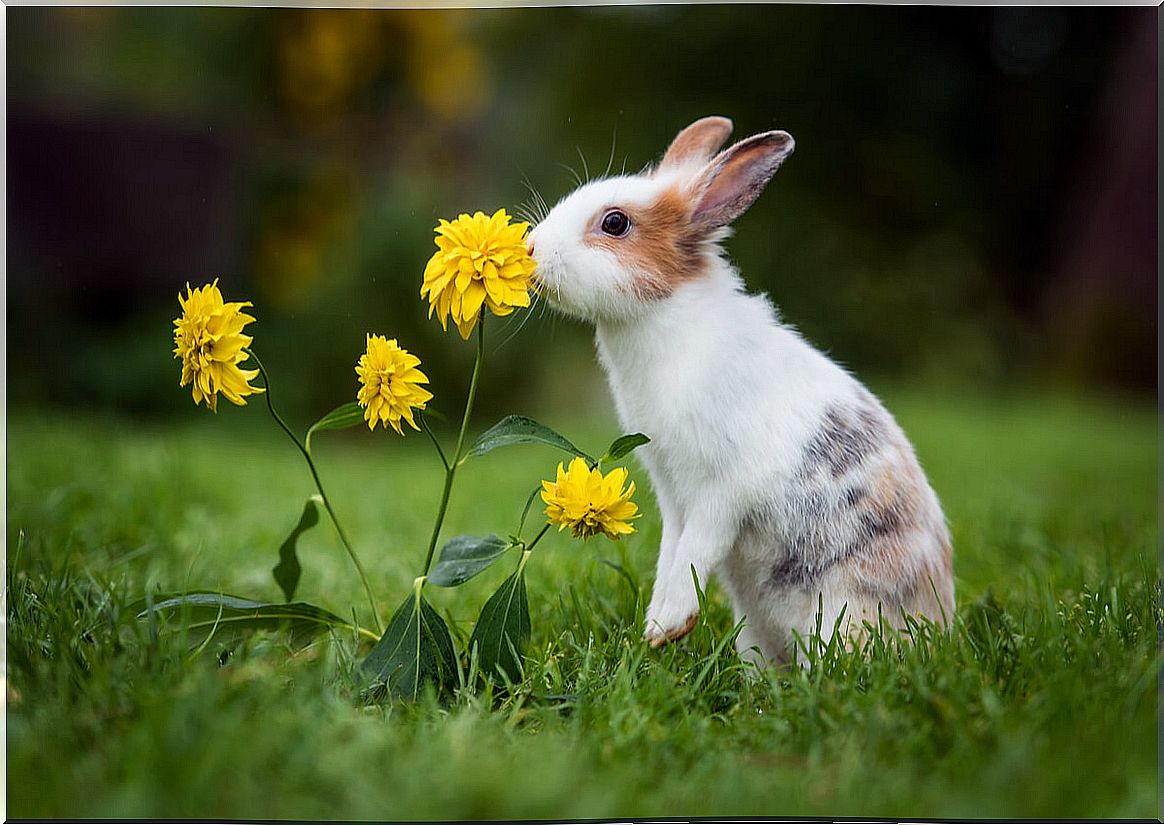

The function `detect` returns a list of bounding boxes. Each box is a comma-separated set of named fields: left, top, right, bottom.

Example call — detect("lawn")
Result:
left=5, top=386, right=1159, bottom=820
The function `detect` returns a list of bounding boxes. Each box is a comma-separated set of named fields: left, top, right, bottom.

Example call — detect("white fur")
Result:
left=592, top=268, right=870, bottom=654
left=528, top=173, right=684, bottom=322
left=527, top=127, right=954, bottom=665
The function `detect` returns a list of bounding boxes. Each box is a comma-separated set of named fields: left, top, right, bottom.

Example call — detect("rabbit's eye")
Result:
left=600, top=210, right=631, bottom=237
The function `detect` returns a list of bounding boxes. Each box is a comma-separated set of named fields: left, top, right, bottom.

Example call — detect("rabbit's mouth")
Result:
left=527, top=255, right=563, bottom=306
left=525, top=250, right=600, bottom=321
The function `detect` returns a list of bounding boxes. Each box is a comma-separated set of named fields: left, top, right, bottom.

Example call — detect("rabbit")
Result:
left=526, top=116, right=954, bottom=665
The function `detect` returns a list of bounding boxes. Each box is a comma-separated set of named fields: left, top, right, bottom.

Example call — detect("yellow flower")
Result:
left=355, top=334, right=433, bottom=434
left=172, top=280, right=264, bottom=412
left=420, top=208, right=535, bottom=339
left=541, top=457, right=640, bottom=540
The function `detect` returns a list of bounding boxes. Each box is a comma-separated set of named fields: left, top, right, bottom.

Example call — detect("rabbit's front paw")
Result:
left=644, top=597, right=700, bottom=648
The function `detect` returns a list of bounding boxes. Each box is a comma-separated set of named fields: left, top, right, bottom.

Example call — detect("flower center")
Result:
left=179, top=322, right=215, bottom=367
left=376, top=364, right=399, bottom=397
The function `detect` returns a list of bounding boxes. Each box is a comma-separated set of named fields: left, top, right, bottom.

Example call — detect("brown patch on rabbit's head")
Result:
left=583, top=185, right=710, bottom=301
left=578, top=122, right=795, bottom=304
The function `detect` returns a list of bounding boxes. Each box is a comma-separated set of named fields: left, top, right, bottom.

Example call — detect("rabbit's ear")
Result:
left=659, top=116, right=734, bottom=171
left=690, top=131, right=794, bottom=230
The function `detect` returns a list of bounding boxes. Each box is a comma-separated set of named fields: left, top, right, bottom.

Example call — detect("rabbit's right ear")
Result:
left=689, top=130, right=794, bottom=231
left=659, top=116, right=734, bottom=171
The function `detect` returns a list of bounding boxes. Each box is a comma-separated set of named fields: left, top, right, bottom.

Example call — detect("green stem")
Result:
left=421, top=320, right=486, bottom=577
left=345, top=623, right=382, bottom=643
left=523, top=523, right=552, bottom=554
left=420, top=415, right=450, bottom=471
left=248, top=350, right=383, bottom=634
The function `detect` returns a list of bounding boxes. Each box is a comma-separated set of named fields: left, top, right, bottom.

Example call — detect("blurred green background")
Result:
left=8, top=5, right=1157, bottom=423
left=5, top=10, right=1159, bottom=819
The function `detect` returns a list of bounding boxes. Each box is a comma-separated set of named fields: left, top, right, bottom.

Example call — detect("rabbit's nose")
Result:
left=526, top=241, right=536, bottom=258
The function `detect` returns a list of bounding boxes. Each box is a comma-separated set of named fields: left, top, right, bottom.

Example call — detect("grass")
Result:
left=5, top=386, right=1159, bottom=820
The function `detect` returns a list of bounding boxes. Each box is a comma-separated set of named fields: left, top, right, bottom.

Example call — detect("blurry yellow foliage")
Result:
left=275, top=9, right=492, bottom=128
left=261, top=9, right=495, bottom=307
left=399, top=11, right=492, bottom=123
left=277, top=9, right=385, bottom=127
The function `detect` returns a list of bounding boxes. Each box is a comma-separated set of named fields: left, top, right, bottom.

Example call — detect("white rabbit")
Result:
left=526, top=116, right=954, bottom=665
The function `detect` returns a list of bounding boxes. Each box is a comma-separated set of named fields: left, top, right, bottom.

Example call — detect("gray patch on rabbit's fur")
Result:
left=859, top=498, right=911, bottom=538
left=801, top=398, right=886, bottom=479
left=768, top=545, right=853, bottom=588
left=763, top=398, right=923, bottom=593
left=843, top=485, right=868, bottom=508
left=756, top=491, right=858, bottom=590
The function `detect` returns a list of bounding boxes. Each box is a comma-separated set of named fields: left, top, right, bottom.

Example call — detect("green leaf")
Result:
left=272, top=496, right=321, bottom=602
left=428, top=534, right=515, bottom=587
left=362, top=582, right=458, bottom=702
left=420, top=407, right=451, bottom=425
left=517, top=484, right=543, bottom=536
left=468, top=415, right=593, bottom=463
left=131, top=592, right=350, bottom=651
left=305, top=401, right=365, bottom=451
left=469, top=554, right=532, bottom=684
left=600, top=433, right=650, bottom=465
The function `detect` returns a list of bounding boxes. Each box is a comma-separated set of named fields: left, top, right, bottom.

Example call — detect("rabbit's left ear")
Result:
left=659, top=116, right=734, bottom=171
left=689, top=131, right=794, bottom=231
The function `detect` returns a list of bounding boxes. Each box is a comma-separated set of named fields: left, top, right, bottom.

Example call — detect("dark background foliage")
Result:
left=8, top=6, right=1156, bottom=421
